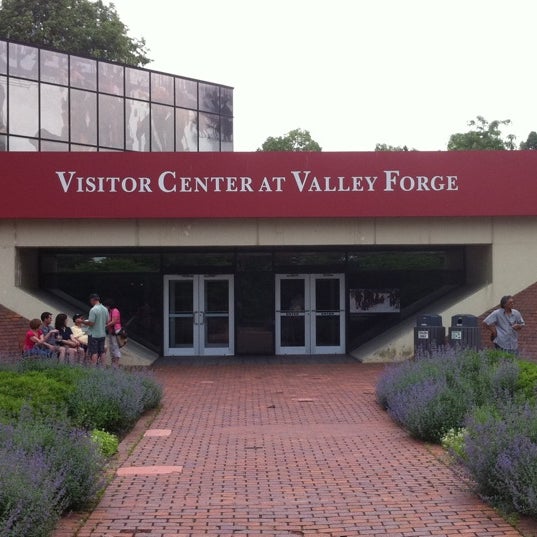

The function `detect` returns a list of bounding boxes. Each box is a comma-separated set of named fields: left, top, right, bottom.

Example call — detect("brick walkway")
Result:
left=63, top=358, right=523, bottom=537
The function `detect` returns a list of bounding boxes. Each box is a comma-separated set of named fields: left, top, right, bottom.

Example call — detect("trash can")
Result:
left=414, top=314, right=446, bottom=355
left=448, top=314, right=480, bottom=350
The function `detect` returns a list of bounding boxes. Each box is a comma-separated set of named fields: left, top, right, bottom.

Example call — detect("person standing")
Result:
left=104, top=298, right=122, bottom=368
left=82, top=294, right=109, bottom=365
left=482, top=295, right=525, bottom=354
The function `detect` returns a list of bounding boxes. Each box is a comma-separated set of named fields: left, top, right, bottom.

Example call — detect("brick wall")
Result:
left=479, top=281, right=537, bottom=360
left=0, top=305, right=30, bottom=363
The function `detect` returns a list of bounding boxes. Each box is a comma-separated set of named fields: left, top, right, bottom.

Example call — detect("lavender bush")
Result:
left=464, top=401, right=537, bottom=515
left=0, top=362, right=162, bottom=536
left=0, top=410, right=105, bottom=536
left=376, top=349, right=521, bottom=442
left=67, top=367, right=161, bottom=433
left=0, top=446, right=66, bottom=537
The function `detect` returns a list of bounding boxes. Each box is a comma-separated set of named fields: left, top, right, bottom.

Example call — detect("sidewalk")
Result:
left=57, top=358, right=524, bottom=536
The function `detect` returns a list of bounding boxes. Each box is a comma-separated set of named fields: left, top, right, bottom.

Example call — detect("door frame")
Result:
left=163, top=274, right=234, bottom=356
left=275, top=273, right=345, bottom=355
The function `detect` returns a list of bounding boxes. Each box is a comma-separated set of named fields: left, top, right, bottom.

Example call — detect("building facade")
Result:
left=2, top=149, right=537, bottom=362
left=1, top=39, right=537, bottom=364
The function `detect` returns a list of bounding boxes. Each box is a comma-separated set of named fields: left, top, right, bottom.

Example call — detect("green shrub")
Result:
left=91, top=429, right=119, bottom=457
left=516, top=361, right=537, bottom=401
left=0, top=371, right=72, bottom=421
left=441, top=427, right=467, bottom=459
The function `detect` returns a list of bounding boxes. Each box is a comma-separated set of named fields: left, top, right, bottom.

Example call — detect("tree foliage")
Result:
left=258, top=128, right=322, bottom=152
left=0, top=0, right=150, bottom=66
left=447, top=116, right=515, bottom=151
left=520, top=131, right=537, bottom=150
left=374, top=143, right=415, bottom=152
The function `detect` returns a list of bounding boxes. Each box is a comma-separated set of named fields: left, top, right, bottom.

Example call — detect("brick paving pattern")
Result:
left=65, top=358, right=523, bottom=536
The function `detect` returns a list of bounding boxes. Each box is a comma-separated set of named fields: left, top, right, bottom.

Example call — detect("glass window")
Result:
left=99, top=62, right=124, bottom=96
left=70, top=144, right=97, bottom=151
left=48, top=253, right=160, bottom=272
left=221, top=117, right=233, bottom=151
left=99, top=94, right=124, bottom=149
left=9, top=136, right=38, bottom=151
left=199, top=112, right=220, bottom=151
left=220, top=87, right=233, bottom=116
left=9, top=43, right=38, bottom=80
left=151, top=72, right=173, bottom=105
left=0, top=41, right=6, bottom=75
left=126, top=99, right=149, bottom=151
left=163, top=253, right=234, bottom=272
left=175, top=108, right=197, bottom=151
left=41, top=84, right=68, bottom=141
left=126, top=67, right=149, bottom=100
left=199, top=82, right=219, bottom=113
left=9, top=78, right=38, bottom=136
left=273, top=251, right=346, bottom=269
left=0, top=134, right=6, bottom=151
left=151, top=103, right=174, bottom=151
left=41, top=140, right=69, bottom=151
left=175, top=78, right=197, bottom=109
left=237, top=252, right=273, bottom=271
left=347, top=251, right=453, bottom=271
left=70, top=56, right=96, bottom=90
left=70, top=89, right=97, bottom=146
left=40, top=50, right=68, bottom=85
left=0, top=76, right=6, bottom=133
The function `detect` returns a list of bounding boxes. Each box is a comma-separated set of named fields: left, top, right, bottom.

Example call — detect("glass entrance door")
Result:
left=164, top=275, right=234, bottom=356
left=275, top=274, right=345, bottom=355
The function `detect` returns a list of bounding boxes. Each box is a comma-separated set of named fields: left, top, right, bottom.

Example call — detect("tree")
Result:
left=0, top=0, right=150, bottom=66
left=258, top=128, right=322, bottom=151
left=520, top=131, right=537, bottom=150
left=447, top=116, right=515, bottom=151
left=374, top=143, right=415, bottom=151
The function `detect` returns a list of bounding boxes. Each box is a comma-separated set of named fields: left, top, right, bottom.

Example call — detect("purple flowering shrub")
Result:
left=0, top=362, right=162, bottom=536
left=0, top=445, right=66, bottom=537
left=376, top=349, right=521, bottom=442
left=67, top=367, right=162, bottom=433
left=0, top=409, right=104, bottom=536
left=464, top=401, right=537, bottom=516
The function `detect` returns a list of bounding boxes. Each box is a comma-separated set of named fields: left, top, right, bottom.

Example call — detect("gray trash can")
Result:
left=448, top=314, right=480, bottom=350
left=414, top=314, right=446, bottom=355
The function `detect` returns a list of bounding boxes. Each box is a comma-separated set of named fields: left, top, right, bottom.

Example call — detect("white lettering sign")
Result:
left=55, top=169, right=460, bottom=195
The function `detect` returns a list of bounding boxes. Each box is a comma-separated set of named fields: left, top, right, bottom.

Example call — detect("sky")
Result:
left=111, top=0, right=537, bottom=152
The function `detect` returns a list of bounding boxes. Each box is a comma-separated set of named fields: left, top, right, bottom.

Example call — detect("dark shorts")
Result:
left=88, top=336, right=106, bottom=356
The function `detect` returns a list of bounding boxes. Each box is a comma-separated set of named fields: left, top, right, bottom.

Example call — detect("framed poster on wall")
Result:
left=349, top=289, right=400, bottom=313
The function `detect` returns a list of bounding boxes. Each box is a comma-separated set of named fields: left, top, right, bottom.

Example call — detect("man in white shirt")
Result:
left=482, top=295, right=525, bottom=354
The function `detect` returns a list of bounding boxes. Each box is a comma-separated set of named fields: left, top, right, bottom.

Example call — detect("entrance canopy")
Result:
left=2, top=151, right=537, bottom=219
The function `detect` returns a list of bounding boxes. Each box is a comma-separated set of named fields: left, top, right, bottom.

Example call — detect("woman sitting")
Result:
left=71, top=313, right=88, bottom=361
left=55, top=313, right=85, bottom=364
left=22, top=318, right=53, bottom=358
